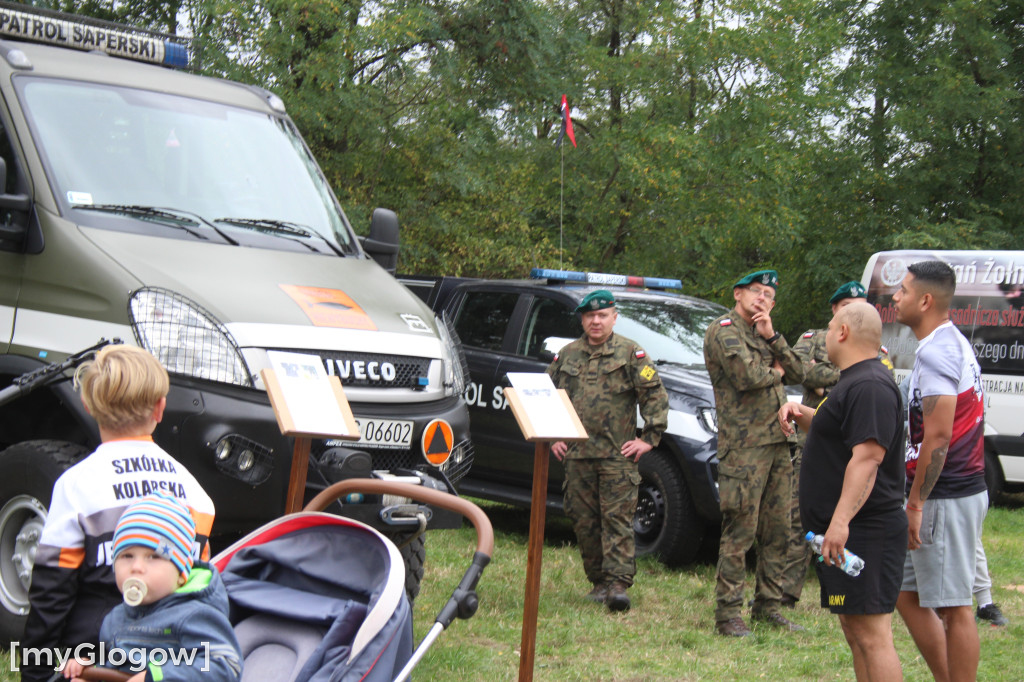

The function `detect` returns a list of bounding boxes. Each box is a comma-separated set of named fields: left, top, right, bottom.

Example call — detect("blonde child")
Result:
left=21, top=344, right=215, bottom=682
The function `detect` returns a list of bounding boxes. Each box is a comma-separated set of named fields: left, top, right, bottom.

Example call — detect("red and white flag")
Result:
left=556, top=94, right=576, bottom=148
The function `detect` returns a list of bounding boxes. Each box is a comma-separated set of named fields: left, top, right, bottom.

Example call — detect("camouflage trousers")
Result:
left=780, top=442, right=812, bottom=601
left=563, top=457, right=641, bottom=587
left=714, top=441, right=793, bottom=621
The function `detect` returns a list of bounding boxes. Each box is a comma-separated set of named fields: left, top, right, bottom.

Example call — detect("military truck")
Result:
left=0, top=4, right=471, bottom=637
left=402, top=268, right=725, bottom=567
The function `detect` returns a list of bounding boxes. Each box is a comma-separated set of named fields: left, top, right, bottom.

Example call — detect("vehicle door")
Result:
left=450, top=287, right=526, bottom=467
left=496, top=293, right=582, bottom=490
left=0, top=115, right=27, bottom=352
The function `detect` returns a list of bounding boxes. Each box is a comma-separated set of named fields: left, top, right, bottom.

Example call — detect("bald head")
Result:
left=826, top=300, right=883, bottom=368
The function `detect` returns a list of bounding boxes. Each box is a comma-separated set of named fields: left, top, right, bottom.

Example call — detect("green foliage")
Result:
left=22, top=0, right=1024, bottom=335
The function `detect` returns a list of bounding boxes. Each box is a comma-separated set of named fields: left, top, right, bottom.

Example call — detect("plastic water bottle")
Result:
left=805, top=531, right=865, bottom=577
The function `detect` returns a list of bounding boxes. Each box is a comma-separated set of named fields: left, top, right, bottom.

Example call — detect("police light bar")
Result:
left=0, top=2, right=190, bottom=68
left=530, top=268, right=682, bottom=290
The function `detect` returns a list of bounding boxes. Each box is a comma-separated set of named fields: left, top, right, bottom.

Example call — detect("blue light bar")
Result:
left=0, top=3, right=191, bottom=68
left=530, top=268, right=586, bottom=282
left=530, top=268, right=682, bottom=290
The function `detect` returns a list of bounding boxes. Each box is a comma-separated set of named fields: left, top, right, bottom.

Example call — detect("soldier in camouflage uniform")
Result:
left=547, top=289, right=668, bottom=613
left=781, top=281, right=885, bottom=606
left=703, top=270, right=805, bottom=637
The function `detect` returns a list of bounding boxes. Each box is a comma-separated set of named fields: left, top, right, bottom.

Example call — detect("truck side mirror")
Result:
left=0, top=156, right=33, bottom=252
left=361, top=208, right=400, bottom=275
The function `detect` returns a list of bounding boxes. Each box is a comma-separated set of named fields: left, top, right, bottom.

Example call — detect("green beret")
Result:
left=575, top=289, right=616, bottom=313
left=829, top=281, right=867, bottom=305
left=734, top=269, right=779, bottom=290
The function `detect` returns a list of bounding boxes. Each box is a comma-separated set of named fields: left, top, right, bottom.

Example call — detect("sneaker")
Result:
left=716, top=617, right=752, bottom=637
left=606, top=581, right=631, bottom=612
left=752, top=611, right=804, bottom=632
left=585, top=583, right=609, bottom=604
left=977, top=603, right=1008, bottom=627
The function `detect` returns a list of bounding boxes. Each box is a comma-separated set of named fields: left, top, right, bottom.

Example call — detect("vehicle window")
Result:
left=0, top=118, right=20, bottom=194
left=454, top=291, right=519, bottom=351
left=17, top=78, right=356, bottom=251
left=520, top=297, right=580, bottom=358
left=613, top=297, right=724, bottom=368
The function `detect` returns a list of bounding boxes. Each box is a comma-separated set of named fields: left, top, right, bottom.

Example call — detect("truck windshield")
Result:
left=18, top=78, right=357, bottom=252
left=613, top=298, right=724, bottom=368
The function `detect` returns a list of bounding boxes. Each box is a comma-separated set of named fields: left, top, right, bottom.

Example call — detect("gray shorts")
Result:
left=901, top=491, right=987, bottom=608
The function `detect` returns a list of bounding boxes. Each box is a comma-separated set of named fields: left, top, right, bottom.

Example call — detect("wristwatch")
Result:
left=767, top=331, right=782, bottom=344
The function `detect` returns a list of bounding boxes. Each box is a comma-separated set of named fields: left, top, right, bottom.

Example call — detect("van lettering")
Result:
left=463, top=381, right=489, bottom=408
left=491, top=385, right=508, bottom=410
left=325, top=358, right=398, bottom=383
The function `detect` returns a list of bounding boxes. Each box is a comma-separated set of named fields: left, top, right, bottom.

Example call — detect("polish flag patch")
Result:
left=720, top=319, right=732, bottom=326
left=635, top=350, right=646, bottom=359
left=802, top=331, right=814, bottom=338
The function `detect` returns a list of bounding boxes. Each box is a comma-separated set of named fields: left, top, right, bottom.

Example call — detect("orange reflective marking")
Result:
left=422, top=419, right=454, bottom=465
left=280, top=284, right=377, bottom=330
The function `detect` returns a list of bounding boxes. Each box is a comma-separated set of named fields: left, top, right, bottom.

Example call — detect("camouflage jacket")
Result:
left=547, top=332, right=668, bottom=460
left=703, top=309, right=804, bottom=450
left=794, top=328, right=894, bottom=409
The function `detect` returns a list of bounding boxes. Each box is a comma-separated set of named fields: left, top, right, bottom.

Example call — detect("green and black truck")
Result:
left=0, top=3, right=471, bottom=637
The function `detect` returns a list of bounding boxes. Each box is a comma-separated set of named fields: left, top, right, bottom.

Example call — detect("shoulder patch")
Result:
left=635, top=349, right=646, bottom=359
left=802, top=331, right=814, bottom=338
left=880, top=345, right=888, bottom=354
left=720, top=319, right=732, bottom=326
left=552, top=353, right=559, bottom=362
left=640, top=365, right=656, bottom=381
left=723, top=337, right=741, bottom=349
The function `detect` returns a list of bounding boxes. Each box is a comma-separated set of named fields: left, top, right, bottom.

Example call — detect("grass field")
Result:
left=3, top=494, right=1021, bottom=681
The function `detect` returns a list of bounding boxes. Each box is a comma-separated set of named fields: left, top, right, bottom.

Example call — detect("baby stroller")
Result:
left=82, top=479, right=493, bottom=682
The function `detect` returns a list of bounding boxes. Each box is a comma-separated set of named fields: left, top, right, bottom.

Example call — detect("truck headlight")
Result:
left=129, top=287, right=253, bottom=387
left=435, top=314, right=467, bottom=397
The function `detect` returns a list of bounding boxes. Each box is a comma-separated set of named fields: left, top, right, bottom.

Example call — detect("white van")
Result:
left=862, top=250, right=1024, bottom=501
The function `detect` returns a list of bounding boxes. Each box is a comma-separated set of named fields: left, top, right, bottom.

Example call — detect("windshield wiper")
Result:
left=74, top=204, right=238, bottom=245
left=214, top=218, right=343, bottom=255
left=655, top=359, right=706, bottom=371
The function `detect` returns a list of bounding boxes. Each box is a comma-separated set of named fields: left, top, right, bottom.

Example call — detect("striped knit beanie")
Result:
left=112, top=492, right=196, bottom=580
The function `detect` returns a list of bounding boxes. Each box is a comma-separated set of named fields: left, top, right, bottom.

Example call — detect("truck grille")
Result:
left=269, top=349, right=431, bottom=389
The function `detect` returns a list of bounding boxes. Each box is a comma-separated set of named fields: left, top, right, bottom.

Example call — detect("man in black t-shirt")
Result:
left=778, top=301, right=906, bottom=681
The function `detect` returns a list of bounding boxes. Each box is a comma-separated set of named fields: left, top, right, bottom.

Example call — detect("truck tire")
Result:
left=0, top=440, right=90, bottom=641
left=984, top=449, right=1004, bottom=507
left=385, top=532, right=425, bottom=603
left=633, top=450, right=704, bottom=566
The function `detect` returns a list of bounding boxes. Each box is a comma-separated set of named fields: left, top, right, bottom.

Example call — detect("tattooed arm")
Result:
left=820, top=439, right=885, bottom=567
left=907, top=394, right=955, bottom=549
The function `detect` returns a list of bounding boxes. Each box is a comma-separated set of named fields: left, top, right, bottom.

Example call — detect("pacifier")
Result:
left=122, top=577, right=147, bottom=606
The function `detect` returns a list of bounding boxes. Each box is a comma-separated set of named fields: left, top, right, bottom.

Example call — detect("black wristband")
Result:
left=767, top=331, right=782, bottom=344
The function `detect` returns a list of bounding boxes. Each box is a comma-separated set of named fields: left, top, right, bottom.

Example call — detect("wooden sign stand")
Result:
left=504, top=385, right=587, bottom=682
left=261, top=368, right=361, bottom=514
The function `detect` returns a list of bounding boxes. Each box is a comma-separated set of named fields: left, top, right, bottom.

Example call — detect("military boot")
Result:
left=606, top=581, right=631, bottom=612
left=585, top=582, right=609, bottom=604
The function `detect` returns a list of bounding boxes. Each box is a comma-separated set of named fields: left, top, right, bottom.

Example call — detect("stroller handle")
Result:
left=79, top=666, right=130, bottom=681
left=305, top=478, right=495, bottom=558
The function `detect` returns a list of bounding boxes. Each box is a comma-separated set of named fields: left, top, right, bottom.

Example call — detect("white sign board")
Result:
left=506, top=372, right=583, bottom=439
left=266, top=350, right=352, bottom=437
